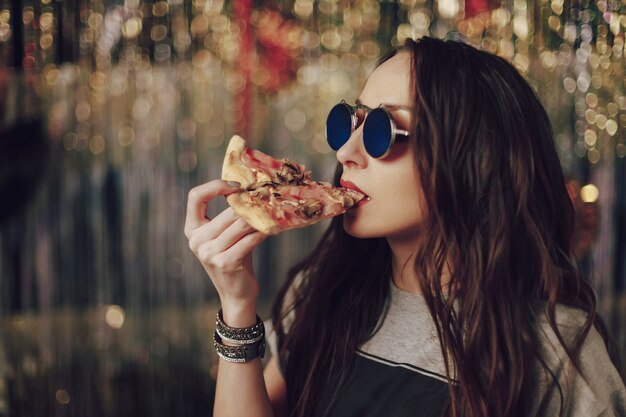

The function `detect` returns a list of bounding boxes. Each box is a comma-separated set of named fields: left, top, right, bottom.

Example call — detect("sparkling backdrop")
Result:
left=0, top=0, right=624, bottom=415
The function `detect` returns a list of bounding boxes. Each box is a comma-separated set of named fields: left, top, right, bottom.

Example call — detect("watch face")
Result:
left=259, top=340, right=266, bottom=358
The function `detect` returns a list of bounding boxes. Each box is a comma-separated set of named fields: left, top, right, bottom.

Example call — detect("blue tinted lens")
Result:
left=363, top=108, right=393, bottom=158
left=326, top=104, right=353, bottom=150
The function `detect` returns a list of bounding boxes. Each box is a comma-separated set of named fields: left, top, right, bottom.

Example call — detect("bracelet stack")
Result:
left=213, top=308, right=266, bottom=363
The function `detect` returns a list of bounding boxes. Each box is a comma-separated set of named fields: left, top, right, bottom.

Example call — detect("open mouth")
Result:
left=340, top=179, right=370, bottom=206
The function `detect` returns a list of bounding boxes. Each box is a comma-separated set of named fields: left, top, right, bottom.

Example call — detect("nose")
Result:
left=336, top=125, right=368, bottom=168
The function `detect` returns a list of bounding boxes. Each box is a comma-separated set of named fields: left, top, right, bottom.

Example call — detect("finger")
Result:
left=212, top=218, right=257, bottom=252
left=221, top=230, right=268, bottom=261
left=188, top=208, right=240, bottom=250
left=208, top=230, right=268, bottom=271
left=185, top=180, right=241, bottom=234
left=196, top=218, right=257, bottom=259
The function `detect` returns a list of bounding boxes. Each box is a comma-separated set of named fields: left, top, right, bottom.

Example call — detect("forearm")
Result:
left=184, top=180, right=274, bottom=416
left=214, top=358, right=273, bottom=417
left=213, top=304, right=274, bottom=417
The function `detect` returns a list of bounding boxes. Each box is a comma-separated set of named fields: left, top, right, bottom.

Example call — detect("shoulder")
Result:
left=530, top=303, right=626, bottom=417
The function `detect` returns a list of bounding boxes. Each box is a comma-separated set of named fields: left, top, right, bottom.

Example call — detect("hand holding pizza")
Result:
left=184, top=179, right=268, bottom=319
left=185, top=135, right=365, bottom=324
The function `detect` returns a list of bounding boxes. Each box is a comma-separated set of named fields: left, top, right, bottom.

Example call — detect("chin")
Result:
left=342, top=216, right=383, bottom=239
left=342, top=215, right=423, bottom=240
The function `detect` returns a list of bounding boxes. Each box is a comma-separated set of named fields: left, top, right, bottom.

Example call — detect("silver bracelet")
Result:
left=215, top=308, right=265, bottom=344
left=216, top=328, right=265, bottom=345
left=213, top=331, right=266, bottom=363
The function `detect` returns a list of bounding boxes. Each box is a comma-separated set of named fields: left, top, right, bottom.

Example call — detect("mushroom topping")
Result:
left=247, top=181, right=275, bottom=191
left=301, top=199, right=323, bottom=217
left=280, top=200, right=299, bottom=207
left=282, top=160, right=301, bottom=174
left=254, top=187, right=271, bottom=198
left=277, top=159, right=306, bottom=184
left=276, top=171, right=291, bottom=183
left=341, top=195, right=355, bottom=208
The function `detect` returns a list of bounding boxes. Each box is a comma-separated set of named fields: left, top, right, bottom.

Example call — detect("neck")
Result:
left=387, top=234, right=422, bottom=294
left=387, top=233, right=452, bottom=295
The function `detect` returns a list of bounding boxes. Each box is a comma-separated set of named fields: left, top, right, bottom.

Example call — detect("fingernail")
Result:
left=226, top=181, right=241, bottom=188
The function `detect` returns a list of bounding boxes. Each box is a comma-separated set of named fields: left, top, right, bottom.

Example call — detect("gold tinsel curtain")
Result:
left=0, top=0, right=624, bottom=415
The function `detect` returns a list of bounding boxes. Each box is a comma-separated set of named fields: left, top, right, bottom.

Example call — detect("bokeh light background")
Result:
left=0, top=0, right=624, bottom=415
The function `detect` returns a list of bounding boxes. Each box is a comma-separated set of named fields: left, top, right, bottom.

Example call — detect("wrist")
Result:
left=220, top=300, right=258, bottom=328
left=213, top=306, right=267, bottom=363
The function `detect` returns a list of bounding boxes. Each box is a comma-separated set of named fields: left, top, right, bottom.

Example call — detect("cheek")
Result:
left=379, top=189, right=425, bottom=230
left=380, top=170, right=424, bottom=216
left=343, top=182, right=425, bottom=238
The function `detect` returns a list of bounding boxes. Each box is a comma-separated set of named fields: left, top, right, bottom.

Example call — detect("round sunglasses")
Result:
left=325, top=100, right=410, bottom=159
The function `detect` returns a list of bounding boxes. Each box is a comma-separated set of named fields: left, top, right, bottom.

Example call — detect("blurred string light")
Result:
left=0, top=0, right=621, bottom=166
left=581, top=183, right=600, bottom=203
left=104, top=304, right=126, bottom=329
left=0, top=0, right=623, bottom=320
left=55, top=389, right=71, bottom=405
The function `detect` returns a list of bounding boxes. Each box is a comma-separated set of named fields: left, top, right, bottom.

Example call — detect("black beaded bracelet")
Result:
left=213, top=331, right=266, bottom=363
left=215, top=309, right=265, bottom=344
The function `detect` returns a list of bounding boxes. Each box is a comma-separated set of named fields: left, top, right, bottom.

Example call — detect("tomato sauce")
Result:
left=243, top=148, right=283, bottom=171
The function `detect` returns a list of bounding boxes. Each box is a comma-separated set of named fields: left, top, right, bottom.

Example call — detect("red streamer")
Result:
left=234, top=0, right=253, bottom=141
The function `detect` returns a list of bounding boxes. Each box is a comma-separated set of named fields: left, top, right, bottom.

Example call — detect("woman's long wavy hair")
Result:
left=272, top=36, right=616, bottom=417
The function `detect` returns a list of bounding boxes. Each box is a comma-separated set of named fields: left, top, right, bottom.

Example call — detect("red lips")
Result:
left=340, top=179, right=370, bottom=207
left=340, top=179, right=365, bottom=195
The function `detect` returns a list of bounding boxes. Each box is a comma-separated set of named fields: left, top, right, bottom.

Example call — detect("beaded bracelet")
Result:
left=215, top=309, right=265, bottom=344
left=213, top=331, right=266, bottom=363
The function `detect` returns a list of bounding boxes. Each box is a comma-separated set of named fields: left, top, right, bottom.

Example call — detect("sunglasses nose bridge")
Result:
left=342, top=117, right=364, bottom=148
left=337, top=112, right=370, bottom=165
left=354, top=107, right=368, bottom=128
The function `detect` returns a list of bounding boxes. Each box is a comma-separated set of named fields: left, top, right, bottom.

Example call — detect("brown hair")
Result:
left=272, top=36, right=615, bottom=417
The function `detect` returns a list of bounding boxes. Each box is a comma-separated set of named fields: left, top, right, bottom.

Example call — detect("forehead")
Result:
left=359, top=52, right=412, bottom=108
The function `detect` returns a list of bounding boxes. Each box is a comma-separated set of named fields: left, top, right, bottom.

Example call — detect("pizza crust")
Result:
left=221, top=135, right=258, bottom=188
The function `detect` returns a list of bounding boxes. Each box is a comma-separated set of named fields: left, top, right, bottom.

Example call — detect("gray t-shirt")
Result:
left=267, top=281, right=626, bottom=416
left=530, top=300, right=626, bottom=416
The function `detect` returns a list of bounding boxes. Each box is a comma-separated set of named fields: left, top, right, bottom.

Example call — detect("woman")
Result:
left=184, top=37, right=625, bottom=417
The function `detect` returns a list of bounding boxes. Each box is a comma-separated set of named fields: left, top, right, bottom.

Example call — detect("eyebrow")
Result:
left=356, top=98, right=412, bottom=112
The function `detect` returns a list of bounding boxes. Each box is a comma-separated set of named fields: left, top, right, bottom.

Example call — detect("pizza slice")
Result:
left=222, top=134, right=311, bottom=188
left=221, top=135, right=366, bottom=235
